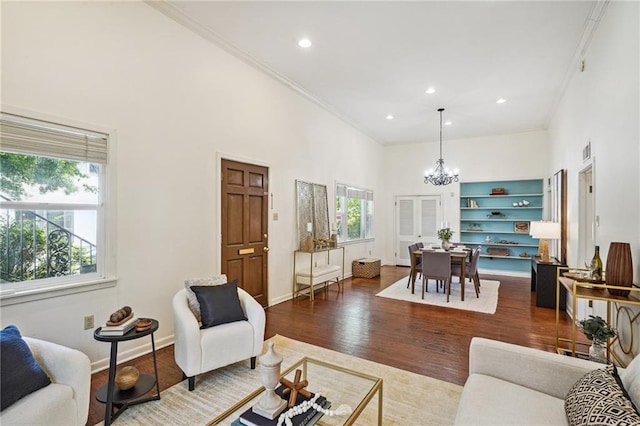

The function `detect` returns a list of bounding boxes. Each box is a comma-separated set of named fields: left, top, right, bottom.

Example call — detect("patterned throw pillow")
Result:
left=184, top=275, right=228, bottom=322
left=565, top=364, right=640, bottom=426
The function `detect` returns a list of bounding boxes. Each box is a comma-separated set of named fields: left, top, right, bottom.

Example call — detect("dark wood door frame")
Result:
left=220, top=158, right=269, bottom=307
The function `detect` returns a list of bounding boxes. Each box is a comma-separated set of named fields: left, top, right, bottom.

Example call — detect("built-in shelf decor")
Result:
left=460, top=179, right=544, bottom=274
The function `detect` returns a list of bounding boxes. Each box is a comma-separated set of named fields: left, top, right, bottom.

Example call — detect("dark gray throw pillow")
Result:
left=1, top=325, right=51, bottom=411
left=565, top=364, right=640, bottom=425
left=191, top=280, right=247, bottom=329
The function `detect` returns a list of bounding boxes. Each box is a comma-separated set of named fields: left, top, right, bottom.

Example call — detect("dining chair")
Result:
left=406, top=244, right=422, bottom=288
left=421, top=250, right=452, bottom=301
left=451, top=247, right=481, bottom=298
left=416, top=242, right=424, bottom=249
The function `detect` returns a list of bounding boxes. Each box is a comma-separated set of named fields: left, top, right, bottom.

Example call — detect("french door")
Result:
left=395, top=195, right=441, bottom=266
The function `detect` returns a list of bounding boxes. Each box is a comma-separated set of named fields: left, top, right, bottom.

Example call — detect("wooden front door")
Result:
left=221, top=159, right=269, bottom=307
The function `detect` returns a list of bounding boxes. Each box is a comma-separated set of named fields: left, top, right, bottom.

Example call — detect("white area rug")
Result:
left=376, top=276, right=500, bottom=314
left=99, top=335, right=462, bottom=425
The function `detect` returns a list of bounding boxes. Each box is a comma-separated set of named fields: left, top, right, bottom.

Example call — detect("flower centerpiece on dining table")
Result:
left=577, top=315, right=616, bottom=363
left=437, top=227, right=454, bottom=251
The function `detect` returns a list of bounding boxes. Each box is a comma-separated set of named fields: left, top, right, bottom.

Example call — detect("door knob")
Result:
left=263, top=247, right=270, bottom=252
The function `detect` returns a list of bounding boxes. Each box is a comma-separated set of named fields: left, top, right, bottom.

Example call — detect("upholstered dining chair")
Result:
left=173, top=276, right=266, bottom=391
left=421, top=250, right=452, bottom=300
left=407, top=244, right=422, bottom=288
left=451, top=247, right=481, bottom=299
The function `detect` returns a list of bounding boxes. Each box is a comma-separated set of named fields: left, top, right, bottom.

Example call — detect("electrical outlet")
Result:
left=84, top=315, right=94, bottom=330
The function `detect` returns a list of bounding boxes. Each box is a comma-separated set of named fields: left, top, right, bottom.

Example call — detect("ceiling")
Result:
left=159, top=1, right=600, bottom=146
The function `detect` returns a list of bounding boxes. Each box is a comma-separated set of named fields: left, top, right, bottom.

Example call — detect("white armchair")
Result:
left=0, top=337, right=91, bottom=426
left=173, top=286, right=266, bottom=390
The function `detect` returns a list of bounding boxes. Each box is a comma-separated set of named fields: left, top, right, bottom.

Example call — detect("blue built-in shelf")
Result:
left=460, top=179, right=544, bottom=275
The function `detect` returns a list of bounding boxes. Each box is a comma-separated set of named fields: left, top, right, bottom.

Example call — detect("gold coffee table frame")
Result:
left=207, top=357, right=383, bottom=426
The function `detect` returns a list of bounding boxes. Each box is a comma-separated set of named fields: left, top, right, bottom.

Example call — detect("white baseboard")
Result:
left=478, top=268, right=530, bottom=278
left=90, top=334, right=175, bottom=374
left=269, top=273, right=353, bottom=307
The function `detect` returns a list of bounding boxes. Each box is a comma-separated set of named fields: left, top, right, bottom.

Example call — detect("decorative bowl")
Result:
left=135, top=319, right=152, bottom=332
left=115, top=366, right=139, bottom=390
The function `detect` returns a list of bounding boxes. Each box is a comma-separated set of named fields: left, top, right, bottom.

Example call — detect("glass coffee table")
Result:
left=207, top=357, right=383, bottom=426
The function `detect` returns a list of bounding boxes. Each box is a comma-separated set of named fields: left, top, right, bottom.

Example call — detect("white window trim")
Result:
left=0, top=105, right=118, bottom=306
left=335, top=182, right=375, bottom=243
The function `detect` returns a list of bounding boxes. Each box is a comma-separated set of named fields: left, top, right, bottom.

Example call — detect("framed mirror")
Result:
left=296, top=180, right=330, bottom=250
left=550, top=169, right=567, bottom=264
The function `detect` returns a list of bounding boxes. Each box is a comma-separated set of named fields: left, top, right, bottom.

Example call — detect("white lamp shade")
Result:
left=530, top=221, right=560, bottom=239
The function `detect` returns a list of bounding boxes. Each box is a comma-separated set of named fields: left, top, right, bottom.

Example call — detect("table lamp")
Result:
left=530, top=221, right=560, bottom=263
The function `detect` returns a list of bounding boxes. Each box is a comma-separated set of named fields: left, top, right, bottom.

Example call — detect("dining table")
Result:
left=411, top=248, right=471, bottom=300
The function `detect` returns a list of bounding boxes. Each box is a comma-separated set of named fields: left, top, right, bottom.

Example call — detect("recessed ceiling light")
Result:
left=496, top=98, right=507, bottom=104
left=386, top=114, right=394, bottom=120
left=425, top=87, right=436, bottom=95
left=444, top=120, right=452, bottom=126
left=298, top=38, right=312, bottom=48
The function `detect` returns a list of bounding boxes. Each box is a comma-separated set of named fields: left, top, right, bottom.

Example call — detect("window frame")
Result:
left=0, top=107, right=117, bottom=306
left=335, top=183, right=374, bottom=244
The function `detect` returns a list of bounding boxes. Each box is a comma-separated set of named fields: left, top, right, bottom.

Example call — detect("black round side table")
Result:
left=94, top=319, right=160, bottom=426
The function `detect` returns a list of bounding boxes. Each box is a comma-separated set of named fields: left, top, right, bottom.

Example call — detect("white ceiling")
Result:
left=159, top=1, right=600, bottom=145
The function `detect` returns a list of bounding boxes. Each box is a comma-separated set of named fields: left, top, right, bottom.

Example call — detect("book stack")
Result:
left=233, top=386, right=331, bottom=426
left=99, top=316, right=138, bottom=336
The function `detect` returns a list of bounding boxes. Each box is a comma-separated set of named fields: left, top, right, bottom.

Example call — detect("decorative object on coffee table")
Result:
left=115, top=366, right=140, bottom=390
left=252, top=342, right=287, bottom=420
left=280, top=369, right=311, bottom=408
left=605, top=242, right=633, bottom=297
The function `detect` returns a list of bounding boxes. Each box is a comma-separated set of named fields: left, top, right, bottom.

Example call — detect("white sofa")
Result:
left=454, top=337, right=637, bottom=425
left=0, top=337, right=91, bottom=426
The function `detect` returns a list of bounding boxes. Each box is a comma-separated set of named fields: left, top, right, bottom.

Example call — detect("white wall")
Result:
left=380, top=130, right=550, bottom=264
left=549, top=1, right=639, bottom=274
left=548, top=1, right=639, bottom=364
left=0, top=1, right=384, bottom=369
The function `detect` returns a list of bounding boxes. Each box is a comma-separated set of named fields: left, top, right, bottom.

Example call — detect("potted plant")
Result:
left=437, top=228, right=454, bottom=250
left=577, top=315, right=616, bottom=363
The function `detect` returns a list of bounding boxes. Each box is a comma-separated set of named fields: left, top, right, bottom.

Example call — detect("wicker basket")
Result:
left=352, top=258, right=381, bottom=278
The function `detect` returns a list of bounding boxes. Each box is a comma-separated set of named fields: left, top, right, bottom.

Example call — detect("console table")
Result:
left=531, top=256, right=565, bottom=309
left=94, top=319, right=160, bottom=425
left=293, top=247, right=345, bottom=301
left=555, top=269, right=640, bottom=365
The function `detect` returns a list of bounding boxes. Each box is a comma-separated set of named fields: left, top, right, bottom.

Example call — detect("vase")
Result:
left=253, top=342, right=287, bottom=419
left=441, top=240, right=451, bottom=251
left=589, top=340, right=607, bottom=364
left=304, top=235, right=314, bottom=252
left=605, top=242, right=633, bottom=297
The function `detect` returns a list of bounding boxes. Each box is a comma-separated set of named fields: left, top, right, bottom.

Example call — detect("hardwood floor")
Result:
left=88, top=266, right=572, bottom=425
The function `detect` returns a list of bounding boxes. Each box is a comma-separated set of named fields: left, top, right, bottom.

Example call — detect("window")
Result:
left=335, top=183, right=374, bottom=243
left=0, top=111, right=112, bottom=299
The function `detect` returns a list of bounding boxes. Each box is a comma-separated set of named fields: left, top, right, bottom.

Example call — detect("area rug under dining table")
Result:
left=376, top=276, right=500, bottom=314
left=98, top=335, right=462, bottom=425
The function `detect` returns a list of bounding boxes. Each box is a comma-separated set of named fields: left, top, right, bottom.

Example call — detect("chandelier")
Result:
left=424, top=108, right=459, bottom=185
